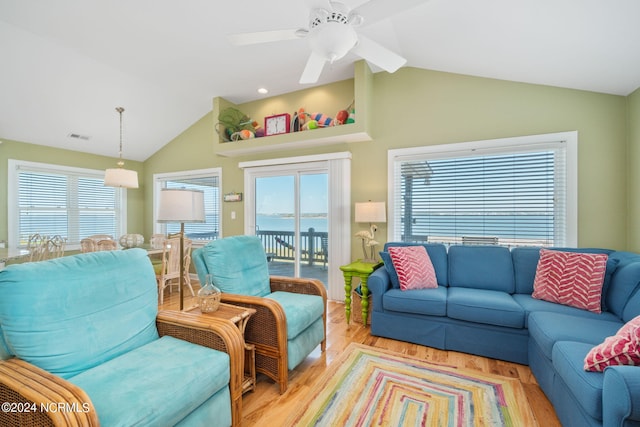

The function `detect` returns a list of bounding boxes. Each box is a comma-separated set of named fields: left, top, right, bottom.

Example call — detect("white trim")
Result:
left=239, top=151, right=352, bottom=169
left=387, top=131, right=578, bottom=246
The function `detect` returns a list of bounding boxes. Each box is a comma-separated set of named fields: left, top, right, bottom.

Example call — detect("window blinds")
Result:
left=160, top=176, right=220, bottom=240
left=392, top=141, right=567, bottom=247
left=16, top=166, right=122, bottom=247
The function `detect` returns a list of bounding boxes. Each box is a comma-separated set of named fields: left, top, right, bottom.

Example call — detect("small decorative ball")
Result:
left=239, top=129, right=254, bottom=139
left=307, top=120, right=318, bottom=130
left=119, top=234, right=144, bottom=249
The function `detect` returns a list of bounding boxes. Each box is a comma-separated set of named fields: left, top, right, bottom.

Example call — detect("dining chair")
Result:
left=44, top=235, right=66, bottom=259
left=27, top=234, right=47, bottom=262
left=96, top=239, right=117, bottom=251
left=156, top=237, right=194, bottom=304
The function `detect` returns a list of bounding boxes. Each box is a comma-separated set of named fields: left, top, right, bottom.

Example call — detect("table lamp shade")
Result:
left=355, top=202, right=386, bottom=223
left=157, top=189, right=205, bottom=223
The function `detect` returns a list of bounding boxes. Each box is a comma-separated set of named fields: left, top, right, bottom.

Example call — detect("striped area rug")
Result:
left=287, top=343, right=538, bottom=427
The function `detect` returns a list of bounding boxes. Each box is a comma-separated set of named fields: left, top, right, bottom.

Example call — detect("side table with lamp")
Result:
left=341, top=201, right=386, bottom=325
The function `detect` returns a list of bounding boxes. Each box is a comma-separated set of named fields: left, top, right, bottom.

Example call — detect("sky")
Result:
left=256, top=174, right=328, bottom=215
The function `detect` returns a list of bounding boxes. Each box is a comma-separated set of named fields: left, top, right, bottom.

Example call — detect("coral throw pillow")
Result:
left=532, top=249, right=608, bottom=313
left=388, top=246, right=437, bottom=291
left=584, top=315, right=640, bottom=372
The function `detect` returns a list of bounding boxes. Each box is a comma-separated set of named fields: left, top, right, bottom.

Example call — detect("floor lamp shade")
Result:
left=104, top=167, right=139, bottom=189
left=157, top=189, right=206, bottom=223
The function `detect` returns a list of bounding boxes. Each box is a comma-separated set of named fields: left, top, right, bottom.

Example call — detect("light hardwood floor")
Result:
left=160, top=284, right=561, bottom=426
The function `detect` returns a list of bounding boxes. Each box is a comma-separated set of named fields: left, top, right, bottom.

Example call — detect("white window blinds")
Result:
left=389, top=132, right=577, bottom=247
left=10, top=160, right=125, bottom=248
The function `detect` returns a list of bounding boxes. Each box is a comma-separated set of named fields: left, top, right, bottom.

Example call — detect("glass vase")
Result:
left=198, top=274, right=221, bottom=313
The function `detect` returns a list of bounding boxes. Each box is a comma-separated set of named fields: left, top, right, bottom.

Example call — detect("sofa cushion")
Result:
left=532, top=249, right=608, bottom=313
left=199, top=235, right=271, bottom=297
left=513, top=294, right=620, bottom=328
left=0, top=249, right=159, bottom=379
left=447, top=288, right=524, bottom=328
left=553, top=341, right=605, bottom=421
left=528, top=312, right=622, bottom=360
left=69, top=335, right=230, bottom=427
left=382, top=286, right=447, bottom=317
left=266, top=291, right=324, bottom=340
left=448, top=245, right=515, bottom=292
left=512, top=247, right=617, bottom=311
left=388, top=246, right=437, bottom=290
left=381, top=243, right=448, bottom=287
left=584, top=315, right=640, bottom=372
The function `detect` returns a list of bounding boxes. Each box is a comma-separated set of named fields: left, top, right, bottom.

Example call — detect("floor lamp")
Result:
left=157, top=188, right=205, bottom=311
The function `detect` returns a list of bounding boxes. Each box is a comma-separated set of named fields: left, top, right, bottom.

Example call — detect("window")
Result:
left=388, top=132, right=577, bottom=247
left=8, top=160, right=127, bottom=249
left=153, top=168, right=221, bottom=241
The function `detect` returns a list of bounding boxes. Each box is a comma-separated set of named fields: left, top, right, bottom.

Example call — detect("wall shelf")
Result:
left=213, top=60, right=373, bottom=158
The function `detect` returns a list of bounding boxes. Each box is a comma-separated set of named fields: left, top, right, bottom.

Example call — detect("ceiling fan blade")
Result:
left=351, top=35, right=406, bottom=73
left=227, top=29, right=302, bottom=46
left=353, top=0, right=429, bottom=27
left=299, top=51, right=327, bottom=84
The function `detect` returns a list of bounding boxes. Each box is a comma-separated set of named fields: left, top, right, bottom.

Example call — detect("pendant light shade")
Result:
left=104, top=107, right=139, bottom=189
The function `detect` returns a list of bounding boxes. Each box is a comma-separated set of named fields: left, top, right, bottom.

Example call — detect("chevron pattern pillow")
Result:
left=532, top=248, right=608, bottom=313
left=584, top=315, right=640, bottom=372
left=388, top=246, right=437, bottom=291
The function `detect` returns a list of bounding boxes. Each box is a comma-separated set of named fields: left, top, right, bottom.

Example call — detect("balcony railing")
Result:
left=257, top=228, right=328, bottom=267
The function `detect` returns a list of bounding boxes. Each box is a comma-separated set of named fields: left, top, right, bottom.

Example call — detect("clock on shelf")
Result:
left=264, top=113, right=291, bottom=136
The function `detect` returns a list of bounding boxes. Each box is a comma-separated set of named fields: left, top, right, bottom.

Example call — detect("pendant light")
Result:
left=104, top=107, right=139, bottom=188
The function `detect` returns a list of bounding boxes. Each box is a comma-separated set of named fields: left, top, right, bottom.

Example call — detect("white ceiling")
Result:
left=1, top=0, right=639, bottom=161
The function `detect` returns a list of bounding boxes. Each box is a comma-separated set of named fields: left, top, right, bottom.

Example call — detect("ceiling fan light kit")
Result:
left=229, top=0, right=411, bottom=84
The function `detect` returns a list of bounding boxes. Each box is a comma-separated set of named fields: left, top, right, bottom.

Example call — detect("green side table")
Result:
left=340, top=260, right=383, bottom=325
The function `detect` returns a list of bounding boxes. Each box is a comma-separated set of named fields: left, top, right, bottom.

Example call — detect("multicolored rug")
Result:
left=287, top=343, right=538, bottom=426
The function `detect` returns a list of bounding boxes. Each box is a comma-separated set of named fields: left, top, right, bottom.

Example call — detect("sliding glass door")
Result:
left=242, top=153, right=351, bottom=301
left=253, top=169, right=328, bottom=281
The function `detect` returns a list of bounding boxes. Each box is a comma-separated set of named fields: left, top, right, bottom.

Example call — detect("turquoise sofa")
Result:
left=368, top=243, right=640, bottom=427
left=0, top=249, right=245, bottom=427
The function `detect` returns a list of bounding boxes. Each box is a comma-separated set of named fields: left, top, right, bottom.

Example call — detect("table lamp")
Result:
left=354, top=201, right=386, bottom=263
left=157, top=188, right=205, bottom=310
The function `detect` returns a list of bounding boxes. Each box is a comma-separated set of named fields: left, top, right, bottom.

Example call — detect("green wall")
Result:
left=146, top=67, right=630, bottom=255
left=0, top=138, right=145, bottom=242
left=628, top=87, right=640, bottom=251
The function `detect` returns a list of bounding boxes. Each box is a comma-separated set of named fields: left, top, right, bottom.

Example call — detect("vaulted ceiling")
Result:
left=1, top=0, right=639, bottom=161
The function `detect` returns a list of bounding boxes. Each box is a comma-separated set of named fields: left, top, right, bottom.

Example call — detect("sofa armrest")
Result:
left=156, top=310, right=245, bottom=427
left=0, top=358, right=98, bottom=427
left=368, top=267, right=392, bottom=313
left=603, top=365, right=640, bottom=427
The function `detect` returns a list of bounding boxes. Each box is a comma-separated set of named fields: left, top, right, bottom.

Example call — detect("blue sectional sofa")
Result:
left=368, top=243, right=640, bottom=427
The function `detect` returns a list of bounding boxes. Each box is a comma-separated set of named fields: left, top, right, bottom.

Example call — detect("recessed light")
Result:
left=257, top=87, right=269, bottom=95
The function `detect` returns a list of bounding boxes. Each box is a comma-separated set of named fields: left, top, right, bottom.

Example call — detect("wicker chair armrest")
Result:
left=156, top=310, right=244, bottom=427
left=0, top=358, right=98, bottom=427
left=219, top=294, right=287, bottom=350
left=269, top=276, right=328, bottom=302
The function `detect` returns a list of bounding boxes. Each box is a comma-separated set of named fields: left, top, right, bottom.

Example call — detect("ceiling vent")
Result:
left=67, top=133, right=91, bottom=141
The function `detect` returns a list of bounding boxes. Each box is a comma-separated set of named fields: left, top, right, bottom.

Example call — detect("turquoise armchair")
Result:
left=193, top=235, right=327, bottom=394
left=0, top=249, right=244, bottom=427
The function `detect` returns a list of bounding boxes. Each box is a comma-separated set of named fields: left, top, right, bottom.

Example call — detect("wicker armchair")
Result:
left=193, top=236, right=327, bottom=394
left=219, top=276, right=327, bottom=393
left=0, top=313, right=244, bottom=427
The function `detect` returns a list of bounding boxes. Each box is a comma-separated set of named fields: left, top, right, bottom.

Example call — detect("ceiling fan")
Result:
left=227, top=0, right=426, bottom=84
